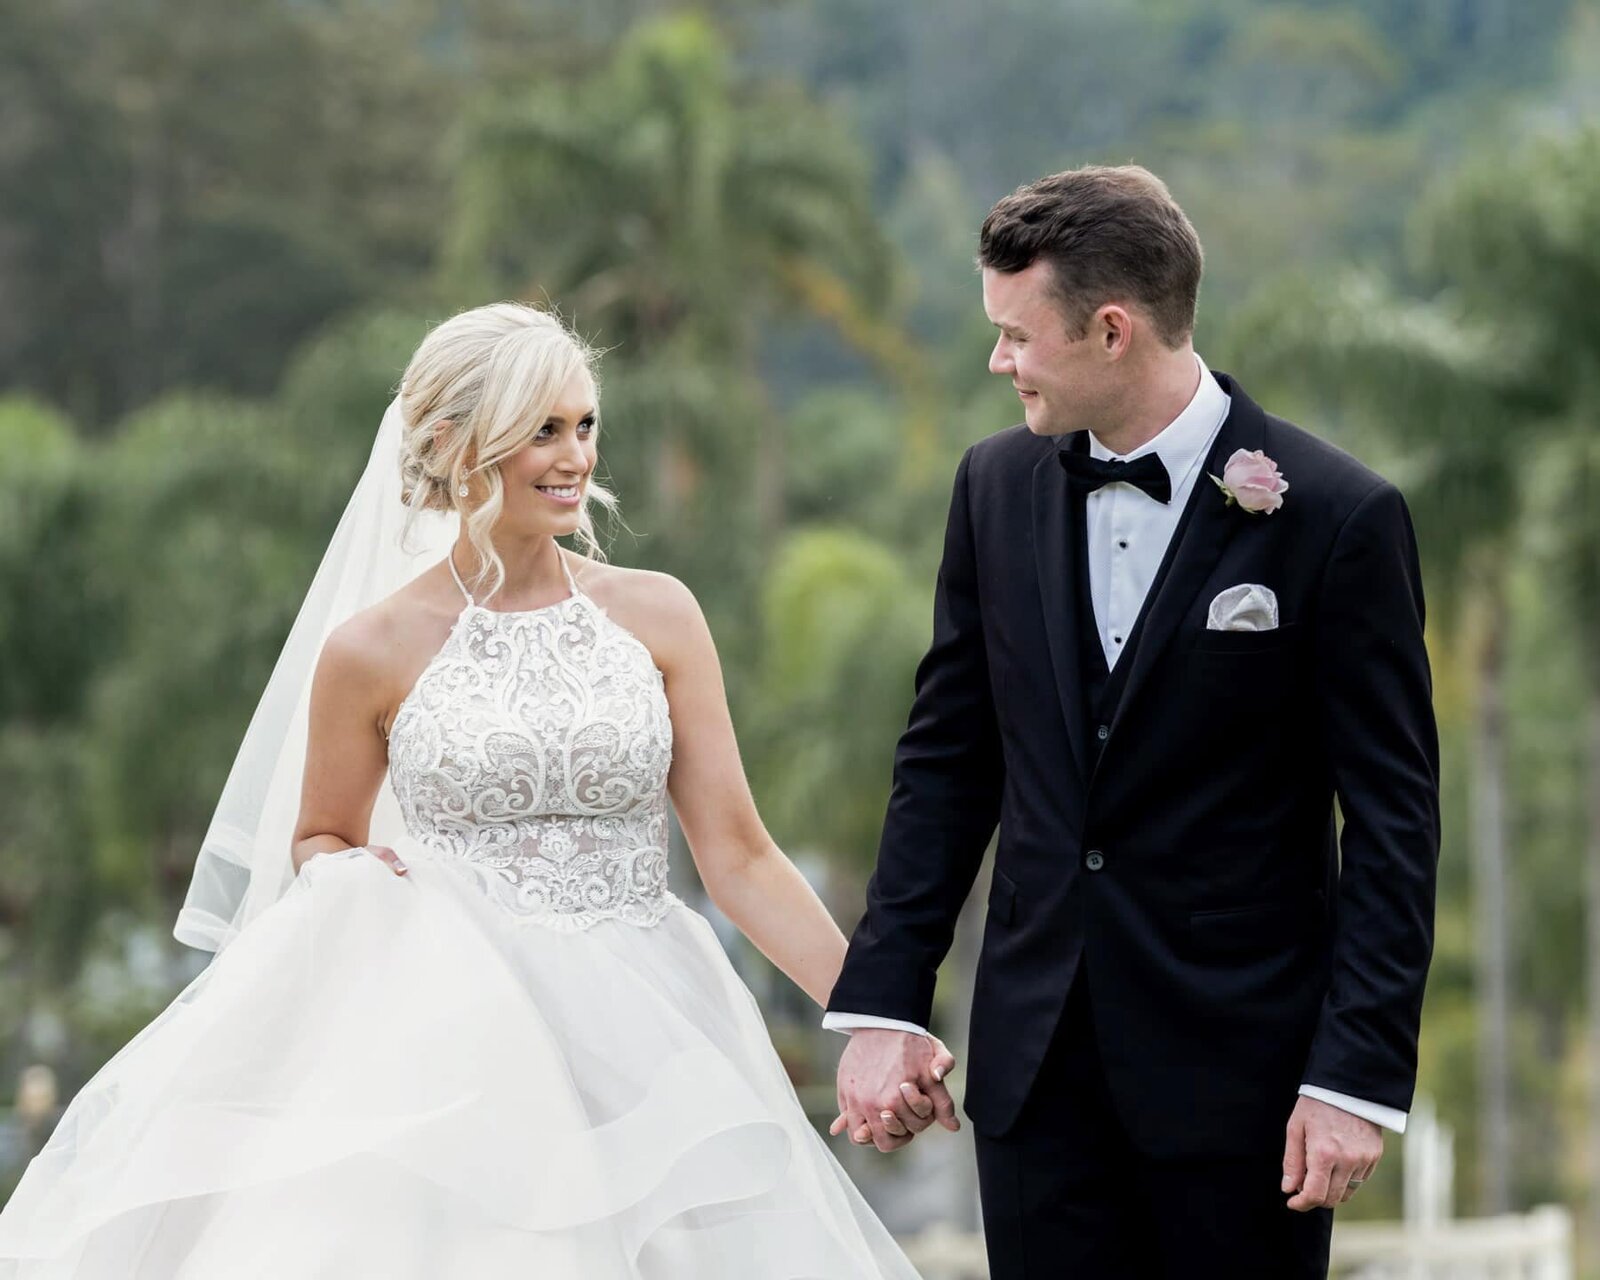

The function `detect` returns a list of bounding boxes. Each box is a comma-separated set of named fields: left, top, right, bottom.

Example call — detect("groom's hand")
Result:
left=1282, top=1095, right=1383, bottom=1211
left=829, top=1030, right=959, bottom=1153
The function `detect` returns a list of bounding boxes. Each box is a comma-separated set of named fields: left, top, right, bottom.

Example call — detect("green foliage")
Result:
left=782, top=388, right=903, bottom=528
left=1227, top=269, right=1527, bottom=625
left=0, top=401, right=110, bottom=985
left=1234, top=122, right=1600, bottom=1219
left=443, top=9, right=907, bottom=704
left=0, top=727, right=99, bottom=983
left=0, top=0, right=1595, bottom=1228
left=0, top=398, right=105, bottom=726
left=86, top=396, right=304, bottom=901
left=275, top=307, right=440, bottom=487
left=0, top=0, right=452, bottom=427
left=0, top=397, right=76, bottom=471
left=749, top=529, right=927, bottom=871
left=1411, top=130, right=1600, bottom=663
left=448, top=12, right=891, bottom=344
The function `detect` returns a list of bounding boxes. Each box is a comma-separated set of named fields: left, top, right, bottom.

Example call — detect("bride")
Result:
left=0, top=303, right=958, bottom=1277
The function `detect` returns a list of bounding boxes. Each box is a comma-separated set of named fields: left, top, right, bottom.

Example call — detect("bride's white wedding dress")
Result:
left=0, top=553, right=922, bottom=1278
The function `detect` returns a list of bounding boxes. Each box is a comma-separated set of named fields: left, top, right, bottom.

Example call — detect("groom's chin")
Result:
left=1018, top=401, right=1065, bottom=437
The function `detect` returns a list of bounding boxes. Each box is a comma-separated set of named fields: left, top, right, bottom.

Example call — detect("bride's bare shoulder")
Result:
left=318, top=566, right=460, bottom=703
left=572, top=555, right=707, bottom=672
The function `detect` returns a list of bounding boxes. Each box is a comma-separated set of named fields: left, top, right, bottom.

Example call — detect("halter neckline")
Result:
left=447, top=548, right=581, bottom=616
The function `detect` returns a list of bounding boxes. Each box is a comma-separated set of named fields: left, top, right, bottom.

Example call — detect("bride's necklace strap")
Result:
left=446, top=550, right=477, bottom=607
left=447, top=546, right=580, bottom=609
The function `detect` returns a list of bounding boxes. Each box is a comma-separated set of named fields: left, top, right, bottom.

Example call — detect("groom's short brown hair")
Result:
left=979, top=165, right=1203, bottom=349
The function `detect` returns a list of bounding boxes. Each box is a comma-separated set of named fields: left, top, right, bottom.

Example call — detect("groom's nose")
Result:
left=989, top=336, right=1015, bottom=376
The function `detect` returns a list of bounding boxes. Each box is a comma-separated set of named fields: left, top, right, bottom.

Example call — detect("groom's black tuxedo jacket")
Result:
left=828, top=374, right=1440, bottom=1157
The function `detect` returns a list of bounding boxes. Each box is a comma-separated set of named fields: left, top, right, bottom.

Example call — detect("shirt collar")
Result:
left=1087, top=354, right=1230, bottom=490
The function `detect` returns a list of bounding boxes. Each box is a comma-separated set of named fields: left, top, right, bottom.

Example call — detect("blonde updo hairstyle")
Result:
left=398, top=302, right=617, bottom=603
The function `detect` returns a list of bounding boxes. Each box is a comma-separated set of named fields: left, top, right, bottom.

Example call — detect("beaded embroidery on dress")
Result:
left=388, top=552, right=677, bottom=930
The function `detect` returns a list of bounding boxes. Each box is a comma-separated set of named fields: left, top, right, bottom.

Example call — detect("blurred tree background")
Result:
left=2, top=0, right=1598, bottom=1260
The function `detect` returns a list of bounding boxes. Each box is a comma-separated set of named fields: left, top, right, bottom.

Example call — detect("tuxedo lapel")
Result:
left=1102, top=373, right=1267, bottom=747
left=1032, top=434, right=1089, bottom=779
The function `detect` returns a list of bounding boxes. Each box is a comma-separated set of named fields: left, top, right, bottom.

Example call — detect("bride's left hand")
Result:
left=830, top=1035, right=959, bottom=1146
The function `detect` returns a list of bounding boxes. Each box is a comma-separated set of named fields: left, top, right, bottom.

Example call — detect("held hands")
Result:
left=1282, top=1095, right=1383, bottom=1211
left=829, top=1029, right=961, bottom=1153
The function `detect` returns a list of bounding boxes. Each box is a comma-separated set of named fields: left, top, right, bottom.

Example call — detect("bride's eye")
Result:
left=534, top=417, right=596, bottom=442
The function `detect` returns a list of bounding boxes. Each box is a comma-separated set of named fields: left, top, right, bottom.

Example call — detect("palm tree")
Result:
left=1237, top=127, right=1600, bottom=1227
left=445, top=13, right=896, bottom=544
left=1421, top=128, right=1600, bottom=1245
left=1230, top=269, right=1537, bottom=1216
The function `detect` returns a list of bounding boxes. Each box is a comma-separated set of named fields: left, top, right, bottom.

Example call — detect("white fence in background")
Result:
left=896, top=1097, right=1574, bottom=1280
left=1328, top=1094, right=1571, bottom=1279
left=1330, top=1206, right=1572, bottom=1280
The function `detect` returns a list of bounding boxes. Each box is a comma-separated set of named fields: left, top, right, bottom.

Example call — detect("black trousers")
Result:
left=972, top=973, right=1332, bottom=1280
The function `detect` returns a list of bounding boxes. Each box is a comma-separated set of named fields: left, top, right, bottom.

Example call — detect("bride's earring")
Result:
left=458, top=483, right=469, bottom=498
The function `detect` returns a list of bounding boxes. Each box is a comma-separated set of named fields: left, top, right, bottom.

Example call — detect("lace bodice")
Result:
left=386, top=552, right=677, bottom=930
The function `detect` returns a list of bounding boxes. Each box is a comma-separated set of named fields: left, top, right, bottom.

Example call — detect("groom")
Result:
left=826, top=166, right=1440, bottom=1277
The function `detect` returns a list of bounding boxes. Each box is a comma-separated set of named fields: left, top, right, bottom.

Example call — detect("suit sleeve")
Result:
left=825, top=446, right=1004, bottom=1027
left=1302, top=480, right=1441, bottom=1111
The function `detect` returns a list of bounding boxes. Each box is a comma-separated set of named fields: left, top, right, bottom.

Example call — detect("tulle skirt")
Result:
left=0, top=841, right=922, bottom=1278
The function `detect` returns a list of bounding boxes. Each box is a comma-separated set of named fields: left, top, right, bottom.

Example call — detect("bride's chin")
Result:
left=531, top=491, right=584, bottom=516
left=488, top=515, right=580, bottom=541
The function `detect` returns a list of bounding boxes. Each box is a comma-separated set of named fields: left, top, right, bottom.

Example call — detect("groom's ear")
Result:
left=1095, top=303, right=1134, bottom=360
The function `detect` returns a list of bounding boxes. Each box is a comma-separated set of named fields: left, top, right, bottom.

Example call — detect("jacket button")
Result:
left=1085, top=850, right=1105, bottom=872
left=1096, top=724, right=1109, bottom=741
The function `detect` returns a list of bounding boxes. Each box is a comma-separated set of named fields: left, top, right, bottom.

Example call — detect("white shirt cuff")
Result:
left=821, top=1012, right=932, bottom=1038
left=1299, top=1084, right=1408, bottom=1133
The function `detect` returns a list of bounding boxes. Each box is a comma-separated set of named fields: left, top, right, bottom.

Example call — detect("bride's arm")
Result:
left=640, top=574, right=847, bottom=1009
left=290, top=613, right=404, bottom=875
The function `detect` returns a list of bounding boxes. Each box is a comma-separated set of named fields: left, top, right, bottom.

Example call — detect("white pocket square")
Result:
left=1207, top=583, right=1279, bottom=632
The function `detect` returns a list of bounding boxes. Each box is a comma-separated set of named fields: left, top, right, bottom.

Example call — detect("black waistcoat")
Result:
left=1071, top=493, right=1113, bottom=776
left=1071, top=489, right=1161, bottom=779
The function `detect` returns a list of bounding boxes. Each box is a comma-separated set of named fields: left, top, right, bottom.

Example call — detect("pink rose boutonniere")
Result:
left=1210, top=448, right=1288, bottom=514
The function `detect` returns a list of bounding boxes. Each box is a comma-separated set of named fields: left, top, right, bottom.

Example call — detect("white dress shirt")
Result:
left=824, top=355, right=1406, bottom=1134
left=1082, top=353, right=1229, bottom=668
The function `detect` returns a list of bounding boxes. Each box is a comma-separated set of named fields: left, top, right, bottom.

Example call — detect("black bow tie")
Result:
left=1059, top=450, right=1172, bottom=504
